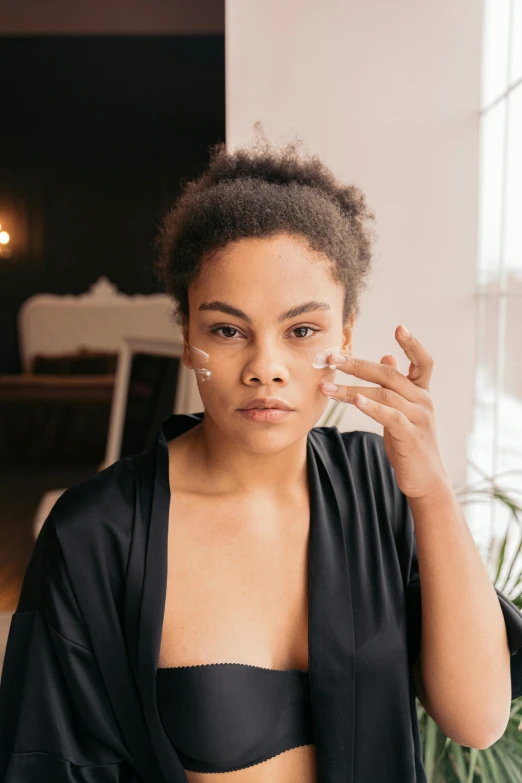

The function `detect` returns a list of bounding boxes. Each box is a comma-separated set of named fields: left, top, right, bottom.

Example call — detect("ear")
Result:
left=181, top=324, right=194, bottom=371
left=341, top=313, right=356, bottom=355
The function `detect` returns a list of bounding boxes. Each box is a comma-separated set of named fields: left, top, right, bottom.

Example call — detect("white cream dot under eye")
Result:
left=188, top=342, right=342, bottom=381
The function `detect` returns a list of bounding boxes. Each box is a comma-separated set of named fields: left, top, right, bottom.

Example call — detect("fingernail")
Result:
left=329, top=352, right=347, bottom=363
left=323, top=382, right=339, bottom=392
left=400, top=325, right=409, bottom=337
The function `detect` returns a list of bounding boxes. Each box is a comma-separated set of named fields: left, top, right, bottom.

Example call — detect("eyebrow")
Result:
left=198, top=300, right=332, bottom=324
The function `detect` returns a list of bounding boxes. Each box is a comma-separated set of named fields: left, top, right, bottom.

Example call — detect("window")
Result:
left=467, top=0, right=522, bottom=589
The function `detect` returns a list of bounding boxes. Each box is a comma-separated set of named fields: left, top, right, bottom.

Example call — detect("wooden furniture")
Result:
left=0, top=275, right=203, bottom=536
left=0, top=276, right=194, bottom=465
left=32, top=336, right=199, bottom=539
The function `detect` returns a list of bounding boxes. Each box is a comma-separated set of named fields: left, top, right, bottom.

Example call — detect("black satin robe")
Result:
left=1, top=411, right=522, bottom=782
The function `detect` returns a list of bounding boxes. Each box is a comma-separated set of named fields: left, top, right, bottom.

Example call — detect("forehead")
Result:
left=196, top=233, right=336, bottom=292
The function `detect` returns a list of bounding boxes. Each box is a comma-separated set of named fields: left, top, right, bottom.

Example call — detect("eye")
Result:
left=209, top=325, right=321, bottom=340
left=291, top=326, right=320, bottom=339
left=210, top=326, right=243, bottom=339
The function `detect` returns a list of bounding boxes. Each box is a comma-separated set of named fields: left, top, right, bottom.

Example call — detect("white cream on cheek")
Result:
left=188, top=342, right=211, bottom=381
left=188, top=341, right=342, bottom=381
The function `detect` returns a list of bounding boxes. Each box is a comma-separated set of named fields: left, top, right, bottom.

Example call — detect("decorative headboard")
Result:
left=18, top=276, right=179, bottom=373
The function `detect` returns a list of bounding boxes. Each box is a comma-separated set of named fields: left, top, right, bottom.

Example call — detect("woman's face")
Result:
left=182, top=232, right=355, bottom=450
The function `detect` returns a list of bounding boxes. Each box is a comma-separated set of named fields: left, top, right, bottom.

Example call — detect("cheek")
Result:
left=189, top=340, right=339, bottom=395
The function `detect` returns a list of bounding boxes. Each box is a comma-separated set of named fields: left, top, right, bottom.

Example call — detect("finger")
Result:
left=395, top=325, right=434, bottom=390
left=351, top=390, right=415, bottom=439
left=381, top=354, right=399, bottom=371
left=326, top=352, right=420, bottom=403
left=320, top=381, right=419, bottom=418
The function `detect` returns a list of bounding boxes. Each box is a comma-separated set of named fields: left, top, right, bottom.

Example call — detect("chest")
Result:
left=158, top=489, right=311, bottom=672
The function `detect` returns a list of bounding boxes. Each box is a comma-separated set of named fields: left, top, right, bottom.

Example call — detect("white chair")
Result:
left=28, top=279, right=202, bottom=539
left=32, top=334, right=202, bottom=539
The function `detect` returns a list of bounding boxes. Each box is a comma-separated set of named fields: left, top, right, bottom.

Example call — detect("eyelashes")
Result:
left=210, top=326, right=321, bottom=340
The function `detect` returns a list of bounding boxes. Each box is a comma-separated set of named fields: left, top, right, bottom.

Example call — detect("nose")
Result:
left=241, top=343, right=290, bottom=386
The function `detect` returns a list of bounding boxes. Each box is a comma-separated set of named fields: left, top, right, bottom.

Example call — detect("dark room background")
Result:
left=0, top=34, right=225, bottom=373
left=0, top=27, right=225, bottom=615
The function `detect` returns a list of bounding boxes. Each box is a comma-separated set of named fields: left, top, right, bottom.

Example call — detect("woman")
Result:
left=1, top=134, right=522, bottom=783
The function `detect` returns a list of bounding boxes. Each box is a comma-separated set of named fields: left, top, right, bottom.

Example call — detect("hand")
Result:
left=320, top=325, right=450, bottom=500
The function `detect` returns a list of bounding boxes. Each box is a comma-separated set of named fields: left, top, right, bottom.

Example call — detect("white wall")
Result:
left=226, top=0, right=483, bottom=488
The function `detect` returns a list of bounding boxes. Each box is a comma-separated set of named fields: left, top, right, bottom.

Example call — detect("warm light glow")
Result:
left=0, top=231, right=9, bottom=245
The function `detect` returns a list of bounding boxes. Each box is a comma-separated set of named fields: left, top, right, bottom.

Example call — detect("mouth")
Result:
left=238, top=398, right=294, bottom=412
left=238, top=407, right=294, bottom=421
left=237, top=395, right=293, bottom=421
left=238, top=407, right=294, bottom=413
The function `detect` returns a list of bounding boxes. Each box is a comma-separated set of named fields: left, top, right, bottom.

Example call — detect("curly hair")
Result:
left=153, top=125, right=378, bottom=330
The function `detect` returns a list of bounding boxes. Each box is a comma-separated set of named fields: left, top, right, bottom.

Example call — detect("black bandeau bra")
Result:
left=156, top=662, right=314, bottom=773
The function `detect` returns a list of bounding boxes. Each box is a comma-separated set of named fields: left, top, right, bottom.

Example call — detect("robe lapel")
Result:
left=127, top=414, right=195, bottom=782
left=130, top=413, right=357, bottom=783
left=307, top=429, right=356, bottom=783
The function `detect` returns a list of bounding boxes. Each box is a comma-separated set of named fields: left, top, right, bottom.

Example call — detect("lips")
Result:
left=239, top=398, right=293, bottom=411
left=239, top=407, right=293, bottom=421
left=247, top=408, right=282, bottom=411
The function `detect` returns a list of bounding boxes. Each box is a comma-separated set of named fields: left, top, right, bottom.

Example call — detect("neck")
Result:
left=178, top=416, right=309, bottom=499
